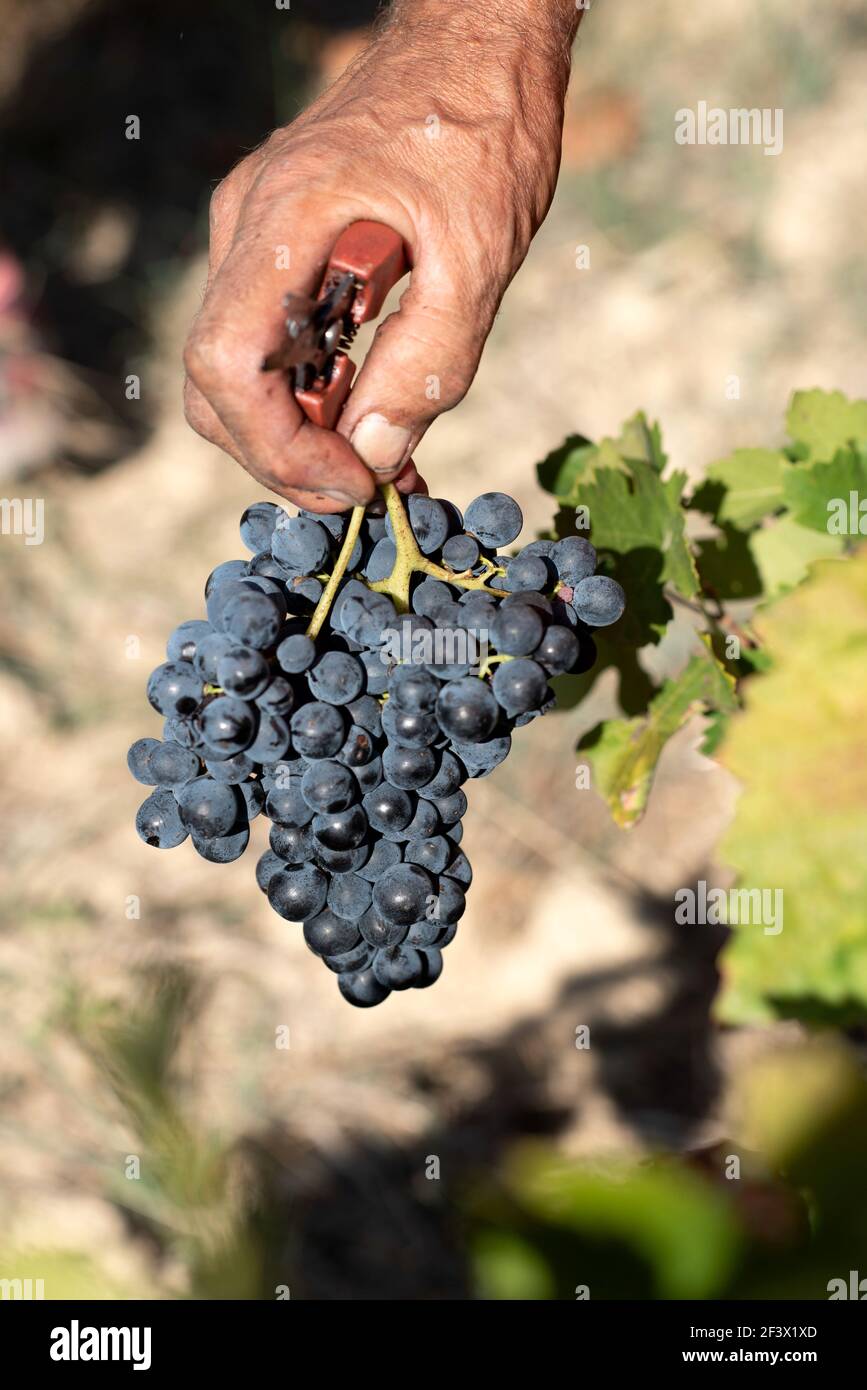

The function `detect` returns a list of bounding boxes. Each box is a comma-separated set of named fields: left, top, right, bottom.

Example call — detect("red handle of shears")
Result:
left=295, top=221, right=407, bottom=430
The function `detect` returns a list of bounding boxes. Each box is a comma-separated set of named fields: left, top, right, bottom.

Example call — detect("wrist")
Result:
left=387, top=0, right=579, bottom=90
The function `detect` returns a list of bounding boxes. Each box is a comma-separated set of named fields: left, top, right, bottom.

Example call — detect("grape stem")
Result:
left=304, top=483, right=508, bottom=637
left=305, top=504, right=365, bottom=639
left=369, top=482, right=507, bottom=611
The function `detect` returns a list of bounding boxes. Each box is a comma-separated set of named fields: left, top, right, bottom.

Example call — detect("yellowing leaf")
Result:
left=716, top=549, right=867, bottom=1024
left=748, top=515, right=843, bottom=601
left=786, top=389, right=867, bottom=461
left=582, top=644, right=736, bottom=827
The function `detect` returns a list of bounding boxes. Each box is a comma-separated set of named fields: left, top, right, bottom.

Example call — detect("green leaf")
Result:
left=782, top=445, right=867, bottom=533
left=581, top=463, right=699, bottom=601
left=500, top=1149, right=740, bottom=1300
left=786, top=389, right=867, bottom=461
left=695, top=523, right=764, bottom=601
left=580, top=643, right=736, bottom=828
left=716, top=549, right=867, bottom=1025
left=748, top=515, right=844, bottom=601
left=692, top=448, right=789, bottom=528
left=536, top=411, right=665, bottom=500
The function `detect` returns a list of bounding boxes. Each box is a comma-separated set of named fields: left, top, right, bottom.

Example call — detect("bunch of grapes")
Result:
left=128, top=489, right=625, bottom=1007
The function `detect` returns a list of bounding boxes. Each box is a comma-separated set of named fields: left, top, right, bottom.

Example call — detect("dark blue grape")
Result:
left=372, top=943, right=425, bottom=990
left=386, top=495, right=449, bottom=555
left=238, top=780, right=265, bottom=820
left=222, top=588, right=282, bottom=650
left=327, top=872, right=373, bottom=921
left=357, top=838, right=402, bottom=882
left=490, top=604, right=544, bottom=656
left=135, top=789, right=188, bottom=848
left=303, top=909, right=362, bottom=957
left=277, top=633, right=315, bottom=675
left=268, top=864, right=328, bottom=921
left=492, top=658, right=548, bottom=715
left=255, top=676, right=295, bottom=716
left=445, top=852, right=473, bottom=887
left=428, top=788, right=467, bottom=825
left=382, top=702, right=439, bottom=748
left=405, top=835, right=450, bottom=874
left=167, top=619, right=212, bottom=664
left=442, top=534, right=480, bottom=572
left=146, top=662, right=203, bottom=718
left=271, top=515, right=331, bottom=574
left=404, top=798, right=440, bottom=840
left=372, top=863, right=434, bottom=926
left=321, top=941, right=375, bottom=974
left=266, top=779, right=313, bottom=827
left=216, top=644, right=271, bottom=698
left=198, top=695, right=257, bottom=754
left=353, top=755, right=384, bottom=795
left=533, top=624, right=579, bottom=674
left=364, top=537, right=397, bottom=582
left=416, top=750, right=465, bottom=800
left=414, top=947, right=444, bottom=987
left=346, top=694, right=383, bottom=738
left=571, top=575, right=626, bottom=627
left=204, top=559, right=248, bottom=599
left=245, top=712, right=291, bottom=763
left=389, top=665, right=440, bottom=712
left=359, top=908, right=408, bottom=950
left=307, top=650, right=365, bottom=705
left=314, top=842, right=370, bottom=875
left=451, top=734, right=512, bottom=778
left=148, top=740, right=201, bottom=787
left=338, top=967, right=391, bottom=1008
left=337, top=724, right=376, bottom=768
left=553, top=535, right=597, bottom=586
left=270, top=821, right=315, bottom=863
left=301, top=760, right=357, bottom=813
left=382, top=744, right=437, bottom=790
left=128, top=737, right=160, bottom=785
left=240, top=501, right=283, bottom=554
left=362, top=784, right=413, bottom=834
left=312, top=804, right=368, bottom=850
left=435, top=677, right=499, bottom=743
left=464, top=492, right=522, bottom=548
left=176, top=777, right=240, bottom=838
left=290, top=702, right=345, bottom=759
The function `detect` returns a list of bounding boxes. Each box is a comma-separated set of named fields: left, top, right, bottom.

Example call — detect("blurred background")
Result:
left=0, top=0, right=866, bottom=1299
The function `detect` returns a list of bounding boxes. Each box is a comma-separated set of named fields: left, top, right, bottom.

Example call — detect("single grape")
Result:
left=353, top=755, right=385, bottom=795
left=382, top=744, right=437, bottom=791
left=389, top=665, right=440, bottom=712
left=433, top=876, right=466, bottom=925
left=245, top=712, right=291, bottom=763
left=356, top=838, right=403, bottom=882
left=553, top=535, right=597, bottom=586
left=304, top=911, right=362, bottom=959
left=271, top=514, right=331, bottom=574
left=382, top=702, right=439, bottom=748
left=240, top=501, right=283, bottom=554
left=491, top=658, right=548, bottom=715
left=148, top=740, right=201, bottom=787
left=266, top=779, right=313, bottom=827
left=311, top=805, right=368, bottom=850
left=362, top=784, right=414, bottom=834
left=372, top=863, right=434, bottom=926
left=445, top=852, right=473, bottom=887
left=359, top=907, right=409, bottom=950
left=290, top=701, right=346, bottom=759
left=416, top=750, right=465, bottom=800
left=464, top=492, right=523, bottom=548
left=321, top=941, right=375, bottom=975
left=267, top=864, right=328, bottom=921
left=301, top=760, right=358, bottom=813
left=338, top=967, right=391, bottom=1008
left=238, top=780, right=265, bottom=820
left=177, top=777, right=240, bottom=838
left=255, top=676, right=295, bottom=716
left=255, top=849, right=285, bottom=893
left=135, top=789, right=188, bottom=849
left=372, top=943, right=426, bottom=990
left=403, top=798, right=440, bottom=840
left=337, top=724, right=376, bottom=768
left=435, top=677, right=499, bottom=743
left=346, top=694, right=383, bottom=738
left=570, top=574, right=626, bottom=627
left=490, top=604, right=544, bottom=656
left=146, top=662, right=203, bottom=718
left=404, top=835, right=451, bottom=874
left=386, top=495, right=449, bottom=555
left=364, top=537, right=397, bottom=582
left=414, top=947, right=444, bottom=987
left=428, top=789, right=468, bottom=825
left=442, top=534, right=480, bottom=572
left=127, top=737, right=160, bottom=786
left=451, top=734, right=511, bottom=778
left=167, top=619, right=212, bottom=664
left=270, top=821, right=316, bottom=863
left=222, top=588, right=283, bottom=650
left=216, top=644, right=271, bottom=699
left=198, top=695, right=257, bottom=754
left=204, top=559, right=248, bottom=599
left=327, top=872, right=373, bottom=922
left=314, top=842, right=371, bottom=875
left=193, top=631, right=233, bottom=684
left=307, top=650, right=365, bottom=705
left=277, top=632, right=316, bottom=675
left=532, top=624, right=579, bottom=674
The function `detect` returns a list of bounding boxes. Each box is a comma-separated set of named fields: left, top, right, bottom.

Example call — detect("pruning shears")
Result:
left=262, top=221, right=407, bottom=429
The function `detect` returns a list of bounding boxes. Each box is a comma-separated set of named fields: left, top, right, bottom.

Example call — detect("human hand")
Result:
left=183, top=0, right=577, bottom=512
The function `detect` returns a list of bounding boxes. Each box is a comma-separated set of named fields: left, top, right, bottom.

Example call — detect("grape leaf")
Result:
left=786, top=389, right=867, bottom=461
left=579, top=642, right=736, bottom=828
left=536, top=411, right=665, bottom=499
left=782, top=445, right=867, bottom=534
left=716, top=550, right=867, bottom=1025
left=748, top=516, right=843, bottom=602
left=691, top=449, right=789, bottom=529
left=580, top=463, right=700, bottom=601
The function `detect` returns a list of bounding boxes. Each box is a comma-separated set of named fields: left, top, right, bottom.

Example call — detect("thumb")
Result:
left=337, top=259, right=497, bottom=481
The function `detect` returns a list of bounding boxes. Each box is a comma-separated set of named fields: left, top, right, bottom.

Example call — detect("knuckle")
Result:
left=183, top=325, right=237, bottom=391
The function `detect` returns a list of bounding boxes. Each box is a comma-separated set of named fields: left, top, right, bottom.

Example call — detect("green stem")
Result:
left=368, top=482, right=507, bottom=608
left=305, top=504, right=365, bottom=639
